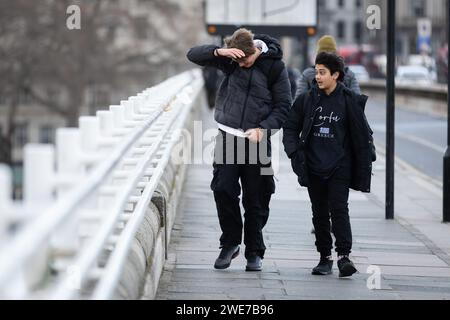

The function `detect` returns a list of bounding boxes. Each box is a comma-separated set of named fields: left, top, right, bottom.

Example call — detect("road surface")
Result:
left=365, top=98, right=446, bottom=184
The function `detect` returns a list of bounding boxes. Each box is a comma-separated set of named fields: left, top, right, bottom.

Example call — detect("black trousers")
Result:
left=211, top=130, right=274, bottom=259
left=307, top=167, right=352, bottom=257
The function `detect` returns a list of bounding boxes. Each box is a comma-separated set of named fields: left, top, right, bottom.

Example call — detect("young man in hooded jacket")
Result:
left=283, top=52, right=373, bottom=277
left=297, top=35, right=370, bottom=235
left=187, top=28, right=292, bottom=271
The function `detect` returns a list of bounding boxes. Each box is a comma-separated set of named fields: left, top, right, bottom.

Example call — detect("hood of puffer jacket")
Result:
left=254, top=34, right=283, bottom=60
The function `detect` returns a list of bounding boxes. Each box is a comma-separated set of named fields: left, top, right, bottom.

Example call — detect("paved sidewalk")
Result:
left=154, top=107, right=450, bottom=300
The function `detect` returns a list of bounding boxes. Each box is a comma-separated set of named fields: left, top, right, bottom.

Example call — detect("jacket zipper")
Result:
left=239, top=69, right=254, bottom=129
left=300, top=95, right=320, bottom=147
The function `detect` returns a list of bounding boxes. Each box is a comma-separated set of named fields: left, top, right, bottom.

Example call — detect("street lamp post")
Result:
left=444, top=0, right=450, bottom=223
left=386, top=0, right=396, bottom=220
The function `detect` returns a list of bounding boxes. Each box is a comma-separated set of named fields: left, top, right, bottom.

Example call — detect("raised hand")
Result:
left=216, top=48, right=246, bottom=60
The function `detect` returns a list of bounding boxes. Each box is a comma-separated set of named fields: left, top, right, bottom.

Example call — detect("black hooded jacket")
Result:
left=186, top=34, right=292, bottom=131
left=282, top=84, right=373, bottom=193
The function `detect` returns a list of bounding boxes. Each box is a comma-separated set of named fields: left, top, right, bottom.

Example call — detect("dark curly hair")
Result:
left=315, top=51, right=345, bottom=81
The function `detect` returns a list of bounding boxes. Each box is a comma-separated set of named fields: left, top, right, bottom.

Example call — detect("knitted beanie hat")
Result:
left=316, top=35, right=337, bottom=54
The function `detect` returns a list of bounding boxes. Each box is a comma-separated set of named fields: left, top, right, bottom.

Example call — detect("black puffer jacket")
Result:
left=186, top=35, right=292, bottom=131
left=282, top=85, right=373, bottom=193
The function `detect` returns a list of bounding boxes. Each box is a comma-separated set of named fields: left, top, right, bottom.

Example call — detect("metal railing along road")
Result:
left=0, top=70, right=203, bottom=299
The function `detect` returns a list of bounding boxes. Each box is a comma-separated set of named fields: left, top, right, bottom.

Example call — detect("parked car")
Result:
left=395, top=65, right=434, bottom=85
left=408, top=54, right=437, bottom=82
left=347, top=64, right=370, bottom=82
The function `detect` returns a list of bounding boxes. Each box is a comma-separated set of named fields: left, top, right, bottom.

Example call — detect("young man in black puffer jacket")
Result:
left=283, top=52, right=373, bottom=278
left=187, top=28, right=291, bottom=272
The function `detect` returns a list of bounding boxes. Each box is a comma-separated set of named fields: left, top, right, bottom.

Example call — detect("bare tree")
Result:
left=0, top=0, right=36, bottom=164
left=0, top=0, right=207, bottom=164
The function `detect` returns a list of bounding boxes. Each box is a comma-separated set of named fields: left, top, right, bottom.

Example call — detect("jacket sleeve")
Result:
left=347, top=92, right=372, bottom=192
left=259, top=63, right=292, bottom=131
left=186, top=45, right=235, bottom=74
left=282, top=94, right=305, bottom=159
left=295, top=67, right=316, bottom=98
left=294, top=70, right=311, bottom=100
left=349, top=93, right=370, bottom=146
left=346, top=70, right=361, bottom=94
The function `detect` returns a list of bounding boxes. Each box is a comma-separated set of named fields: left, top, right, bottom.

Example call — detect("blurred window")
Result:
left=354, top=20, right=362, bottom=43
left=39, top=126, right=54, bottom=144
left=337, top=21, right=346, bottom=39
left=411, top=0, right=426, bottom=17
left=14, top=124, right=28, bottom=148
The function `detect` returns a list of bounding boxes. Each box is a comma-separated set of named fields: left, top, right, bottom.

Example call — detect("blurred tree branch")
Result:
left=0, top=0, right=206, bottom=163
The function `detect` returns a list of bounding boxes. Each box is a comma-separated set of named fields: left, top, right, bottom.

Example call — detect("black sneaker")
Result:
left=245, top=254, right=262, bottom=272
left=312, top=257, right=333, bottom=275
left=214, top=245, right=240, bottom=269
left=337, top=256, right=358, bottom=278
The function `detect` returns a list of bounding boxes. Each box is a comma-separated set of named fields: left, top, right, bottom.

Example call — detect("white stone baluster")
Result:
left=0, top=165, right=25, bottom=299
left=52, top=128, right=82, bottom=254
left=0, top=165, right=12, bottom=243
left=23, top=144, right=55, bottom=295
left=79, top=116, right=101, bottom=167
left=24, top=144, right=55, bottom=206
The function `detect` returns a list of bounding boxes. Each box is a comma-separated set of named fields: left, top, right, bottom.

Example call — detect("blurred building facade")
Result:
left=363, top=0, right=448, bottom=59
left=317, top=0, right=366, bottom=46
